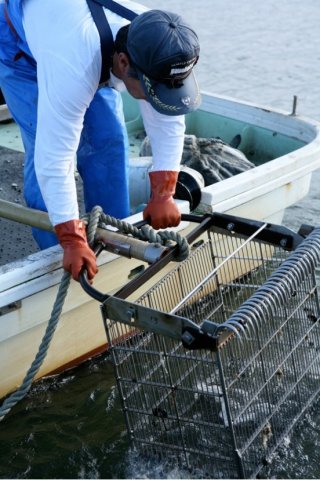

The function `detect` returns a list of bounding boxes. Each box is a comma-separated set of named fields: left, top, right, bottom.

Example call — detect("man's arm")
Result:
left=139, top=100, right=185, bottom=229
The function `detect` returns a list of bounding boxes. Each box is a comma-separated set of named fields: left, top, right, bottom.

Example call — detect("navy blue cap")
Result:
left=127, top=10, right=201, bottom=116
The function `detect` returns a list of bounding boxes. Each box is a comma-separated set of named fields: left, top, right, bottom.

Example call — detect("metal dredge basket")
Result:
left=82, top=213, right=320, bottom=479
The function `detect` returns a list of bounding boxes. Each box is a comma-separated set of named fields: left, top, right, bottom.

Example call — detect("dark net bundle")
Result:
left=140, top=134, right=254, bottom=185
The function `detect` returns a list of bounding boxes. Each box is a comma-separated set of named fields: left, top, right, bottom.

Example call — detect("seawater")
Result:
left=1, top=0, right=320, bottom=478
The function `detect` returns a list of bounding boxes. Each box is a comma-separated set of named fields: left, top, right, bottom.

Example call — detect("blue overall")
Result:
left=0, top=0, right=132, bottom=249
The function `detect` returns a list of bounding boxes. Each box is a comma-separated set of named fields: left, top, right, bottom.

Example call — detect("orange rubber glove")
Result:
left=143, top=170, right=181, bottom=230
left=54, top=219, right=98, bottom=282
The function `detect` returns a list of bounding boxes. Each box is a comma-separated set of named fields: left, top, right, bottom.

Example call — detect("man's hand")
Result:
left=143, top=170, right=181, bottom=230
left=54, top=220, right=98, bottom=281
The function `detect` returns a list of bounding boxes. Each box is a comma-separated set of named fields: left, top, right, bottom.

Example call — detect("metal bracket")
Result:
left=101, top=296, right=218, bottom=351
left=210, top=212, right=304, bottom=250
left=297, top=224, right=315, bottom=238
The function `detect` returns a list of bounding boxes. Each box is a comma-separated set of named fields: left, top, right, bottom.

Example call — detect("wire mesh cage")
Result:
left=101, top=216, right=320, bottom=479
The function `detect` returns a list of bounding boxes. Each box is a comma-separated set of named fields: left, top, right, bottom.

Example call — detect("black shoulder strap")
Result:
left=90, top=0, right=138, bottom=21
left=86, top=0, right=138, bottom=85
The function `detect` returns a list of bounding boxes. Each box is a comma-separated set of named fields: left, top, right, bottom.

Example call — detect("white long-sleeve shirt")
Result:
left=22, top=0, right=185, bottom=226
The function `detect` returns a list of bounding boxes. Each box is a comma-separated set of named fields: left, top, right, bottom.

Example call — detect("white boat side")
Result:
left=1, top=91, right=320, bottom=399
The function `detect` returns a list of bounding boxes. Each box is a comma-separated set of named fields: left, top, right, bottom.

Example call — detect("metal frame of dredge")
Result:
left=82, top=213, right=320, bottom=478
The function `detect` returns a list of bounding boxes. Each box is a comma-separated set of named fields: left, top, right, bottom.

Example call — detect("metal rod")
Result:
left=0, top=198, right=168, bottom=263
left=0, top=198, right=53, bottom=231
left=291, top=95, right=298, bottom=115
left=171, top=222, right=268, bottom=315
